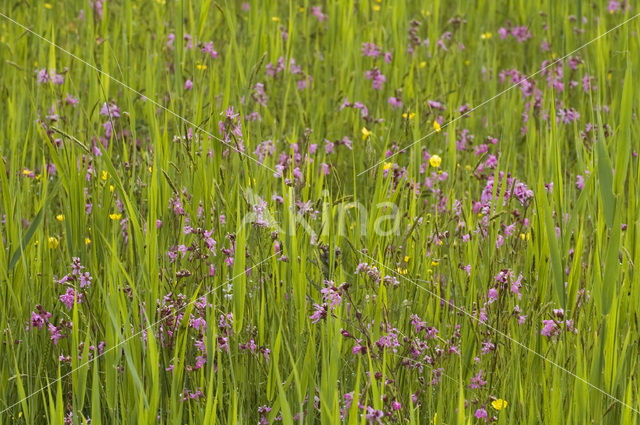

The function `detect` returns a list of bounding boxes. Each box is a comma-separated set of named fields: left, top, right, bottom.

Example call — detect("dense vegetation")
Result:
left=1, top=1, right=639, bottom=423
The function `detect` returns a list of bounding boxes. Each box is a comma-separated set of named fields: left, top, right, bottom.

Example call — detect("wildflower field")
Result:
left=1, top=0, right=640, bottom=423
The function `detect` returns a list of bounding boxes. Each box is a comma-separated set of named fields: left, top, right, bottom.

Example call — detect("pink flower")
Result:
left=310, top=303, right=328, bottom=323
left=364, top=68, right=386, bottom=90
left=474, top=407, right=488, bottom=422
left=410, top=314, right=427, bottom=333
left=487, top=288, right=498, bottom=303
left=100, top=102, right=121, bottom=118
left=541, top=319, right=558, bottom=337
left=190, top=317, right=207, bottom=331
left=478, top=308, right=488, bottom=324
left=201, top=41, right=218, bottom=58
left=352, top=340, right=367, bottom=354
left=51, top=73, right=65, bottom=85
left=511, top=26, right=532, bottom=43
left=504, top=223, right=516, bottom=236
left=541, top=39, right=550, bottom=52
left=320, top=163, right=330, bottom=175
left=388, top=97, right=403, bottom=110
left=36, top=68, right=50, bottom=84
left=361, top=43, right=381, bottom=58
left=607, top=1, right=621, bottom=13
left=65, top=94, right=79, bottom=106
left=469, top=370, right=487, bottom=389
left=30, top=312, right=47, bottom=330
left=311, top=6, right=327, bottom=22
left=49, top=324, right=64, bottom=345
left=428, top=100, right=445, bottom=110
left=194, top=355, right=206, bottom=369
left=60, top=288, right=82, bottom=310
left=184, top=79, right=193, bottom=90
left=325, top=139, right=335, bottom=154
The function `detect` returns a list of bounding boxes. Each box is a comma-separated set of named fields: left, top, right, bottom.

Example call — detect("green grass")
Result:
left=1, top=0, right=639, bottom=424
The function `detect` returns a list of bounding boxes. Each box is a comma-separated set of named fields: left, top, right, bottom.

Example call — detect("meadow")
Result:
left=0, top=0, right=639, bottom=423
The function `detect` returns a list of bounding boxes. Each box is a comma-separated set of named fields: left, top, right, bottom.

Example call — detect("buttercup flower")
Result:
left=492, top=399, right=508, bottom=410
left=429, top=155, right=442, bottom=168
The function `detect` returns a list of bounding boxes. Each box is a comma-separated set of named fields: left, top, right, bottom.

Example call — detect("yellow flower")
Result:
left=396, top=267, right=407, bottom=275
left=109, top=213, right=122, bottom=221
left=431, top=260, right=439, bottom=266
left=382, top=162, right=393, bottom=171
left=432, top=412, right=437, bottom=424
left=85, top=237, right=91, bottom=245
left=419, top=61, right=427, bottom=68
left=56, top=214, right=65, bottom=222
left=402, top=112, right=416, bottom=120
left=272, top=16, right=280, bottom=22
left=196, top=64, right=207, bottom=70
left=433, top=120, right=441, bottom=132
left=109, top=185, right=115, bottom=192
left=429, top=154, right=442, bottom=168
left=491, top=399, right=507, bottom=410
left=362, top=127, right=372, bottom=141
left=22, top=169, right=34, bottom=176
left=101, top=170, right=108, bottom=180
left=480, top=32, right=492, bottom=40
left=464, top=59, right=470, bottom=66
left=48, top=236, right=59, bottom=249
left=44, top=3, right=52, bottom=9
left=404, top=255, right=410, bottom=262
left=372, top=4, right=381, bottom=11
